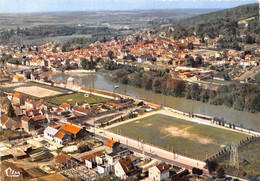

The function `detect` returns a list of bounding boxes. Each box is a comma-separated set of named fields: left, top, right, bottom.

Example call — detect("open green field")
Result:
left=108, top=114, right=248, bottom=160
left=217, top=137, right=260, bottom=180
left=45, top=92, right=110, bottom=105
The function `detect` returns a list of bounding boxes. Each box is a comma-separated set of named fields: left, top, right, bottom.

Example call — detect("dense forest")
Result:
left=169, top=3, right=259, bottom=50
left=104, top=60, right=260, bottom=113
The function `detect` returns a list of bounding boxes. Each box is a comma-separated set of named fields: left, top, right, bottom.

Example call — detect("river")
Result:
left=48, top=71, right=260, bottom=131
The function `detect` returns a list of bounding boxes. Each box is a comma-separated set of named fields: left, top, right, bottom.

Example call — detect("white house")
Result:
left=53, top=130, right=71, bottom=145
left=44, top=126, right=59, bottom=141
left=106, top=148, right=130, bottom=165
left=25, top=100, right=37, bottom=109
left=97, top=164, right=114, bottom=175
left=148, top=162, right=170, bottom=181
left=114, top=156, right=136, bottom=179
left=73, top=83, right=82, bottom=91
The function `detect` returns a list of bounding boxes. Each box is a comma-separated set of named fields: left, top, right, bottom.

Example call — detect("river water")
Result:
left=49, top=71, right=260, bottom=131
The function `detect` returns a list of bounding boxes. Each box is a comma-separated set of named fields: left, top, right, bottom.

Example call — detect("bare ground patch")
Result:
left=163, top=126, right=214, bottom=145
left=145, top=123, right=152, bottom=126
left=14, top=86, right=62, bottom=98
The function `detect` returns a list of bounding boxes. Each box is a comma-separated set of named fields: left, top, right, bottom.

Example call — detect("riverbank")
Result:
left=48, top=72, right=260, bottom=131
left=109, top=67, right=259, bottom=114
left=64, top=69, right=96, bottom=74
left=6, top=63, right=30, bottom=69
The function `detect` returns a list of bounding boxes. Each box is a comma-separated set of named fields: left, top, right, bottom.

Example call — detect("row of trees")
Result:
left=104, top=61, right=260, bottom=113
left=80, top=57, right=97, bottom=70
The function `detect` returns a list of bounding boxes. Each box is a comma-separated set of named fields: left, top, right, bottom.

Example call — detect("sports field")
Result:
left=45, top=92, right=110, bottom=105
left=108, top=113, right=248, bottom=160
left=0, top=82, right=69, bottom=98
left=14, top=86, right=62, bottom=98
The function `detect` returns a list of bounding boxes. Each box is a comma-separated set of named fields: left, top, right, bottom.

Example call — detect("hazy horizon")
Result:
left=0, top=0, right=258, bottom=13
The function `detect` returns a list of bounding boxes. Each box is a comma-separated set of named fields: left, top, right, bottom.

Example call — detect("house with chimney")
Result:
left=114, top=156, right=137, bottom=179
left=148, top=162, right=170, bottom=181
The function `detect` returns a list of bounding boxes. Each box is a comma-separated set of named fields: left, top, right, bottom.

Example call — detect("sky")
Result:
left=0, top=0, right=259, bottom=13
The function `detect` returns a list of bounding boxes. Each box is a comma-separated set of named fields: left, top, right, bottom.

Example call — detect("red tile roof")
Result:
left=156, top=162, right=169, bottom=172
left=13, top=93, right=21, bottom=98
left=21, top=116, right=32, bottom=122
left=60, top=123, right=81, bottom=135
left=56, top=152, right=71, bottom=165
left=105, top=139, right=116, bottom=148
left=118, top=157, right=136, bottom=174
left=73, top=106, right=89, bottom=114
left=60, top=103, right=70, bottom=108
left=54, top=131, right=66, bottom=140
left=34, top=115, right=45, bottom=121
left=79, top=150, right=105, bottom=162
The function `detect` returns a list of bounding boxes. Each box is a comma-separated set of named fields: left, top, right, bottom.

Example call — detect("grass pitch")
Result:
left=108, top=113, right=248, bottom=160
left=46, top=92, right=110, bottom=105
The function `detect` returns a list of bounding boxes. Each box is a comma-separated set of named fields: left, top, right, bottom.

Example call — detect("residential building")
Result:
left=106, top=148, right=130, bottom=165
left=104, top=139, right=121, bottom=153
left=114, top=156, right=137, bottom=179
left=148, top=162, right=170, bottom=181
left=44, top=126, right=59, bottom=141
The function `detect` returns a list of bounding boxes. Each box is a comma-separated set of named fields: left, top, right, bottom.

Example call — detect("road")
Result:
left=237, top=66, right=260, bottom=81
left=94, top=133, right=199, bottom=172
left=90, top=126, right=208, bottom=172
left=94, top=131, right=251, bottom=180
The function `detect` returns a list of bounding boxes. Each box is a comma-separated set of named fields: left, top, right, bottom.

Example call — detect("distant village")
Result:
left=1, top=28, right=259, bottom=85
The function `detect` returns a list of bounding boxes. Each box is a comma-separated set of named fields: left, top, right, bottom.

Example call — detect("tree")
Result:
left=107, top=50, right=114, bottom=60
left=206, top=160, right=218, bottom=174
left=25, top=71, right=31, bottom=79
left=223, top=72, right=231, bottom=81
left=192, top=167, right=203, bottom=175
left=135, top=35, right=140, bottom=42
left=80, top=58, right=88, bottom=69
left=187, top=43, right=194, bottom=50
left=196, top=55, right=203, bottom=65
left=65, top=59, right=70, bottom=65
left=216, top=167, right=225, bottom=178
left=188, top=56, right=196, bottom=67
left=250, top=93, right=260, bottom=112
left=245, top=34, right=254, bottom=44
left=7, top=104, right=15, bottom=117
left=233, top=96, right=245, bottom=111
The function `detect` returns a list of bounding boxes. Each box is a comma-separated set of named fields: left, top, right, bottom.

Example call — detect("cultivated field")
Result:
left=108, top=114, right=248, bottom=160
left=45, top=92, right=110, bottom=105
left=14, top=86, right=62, bottom=98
